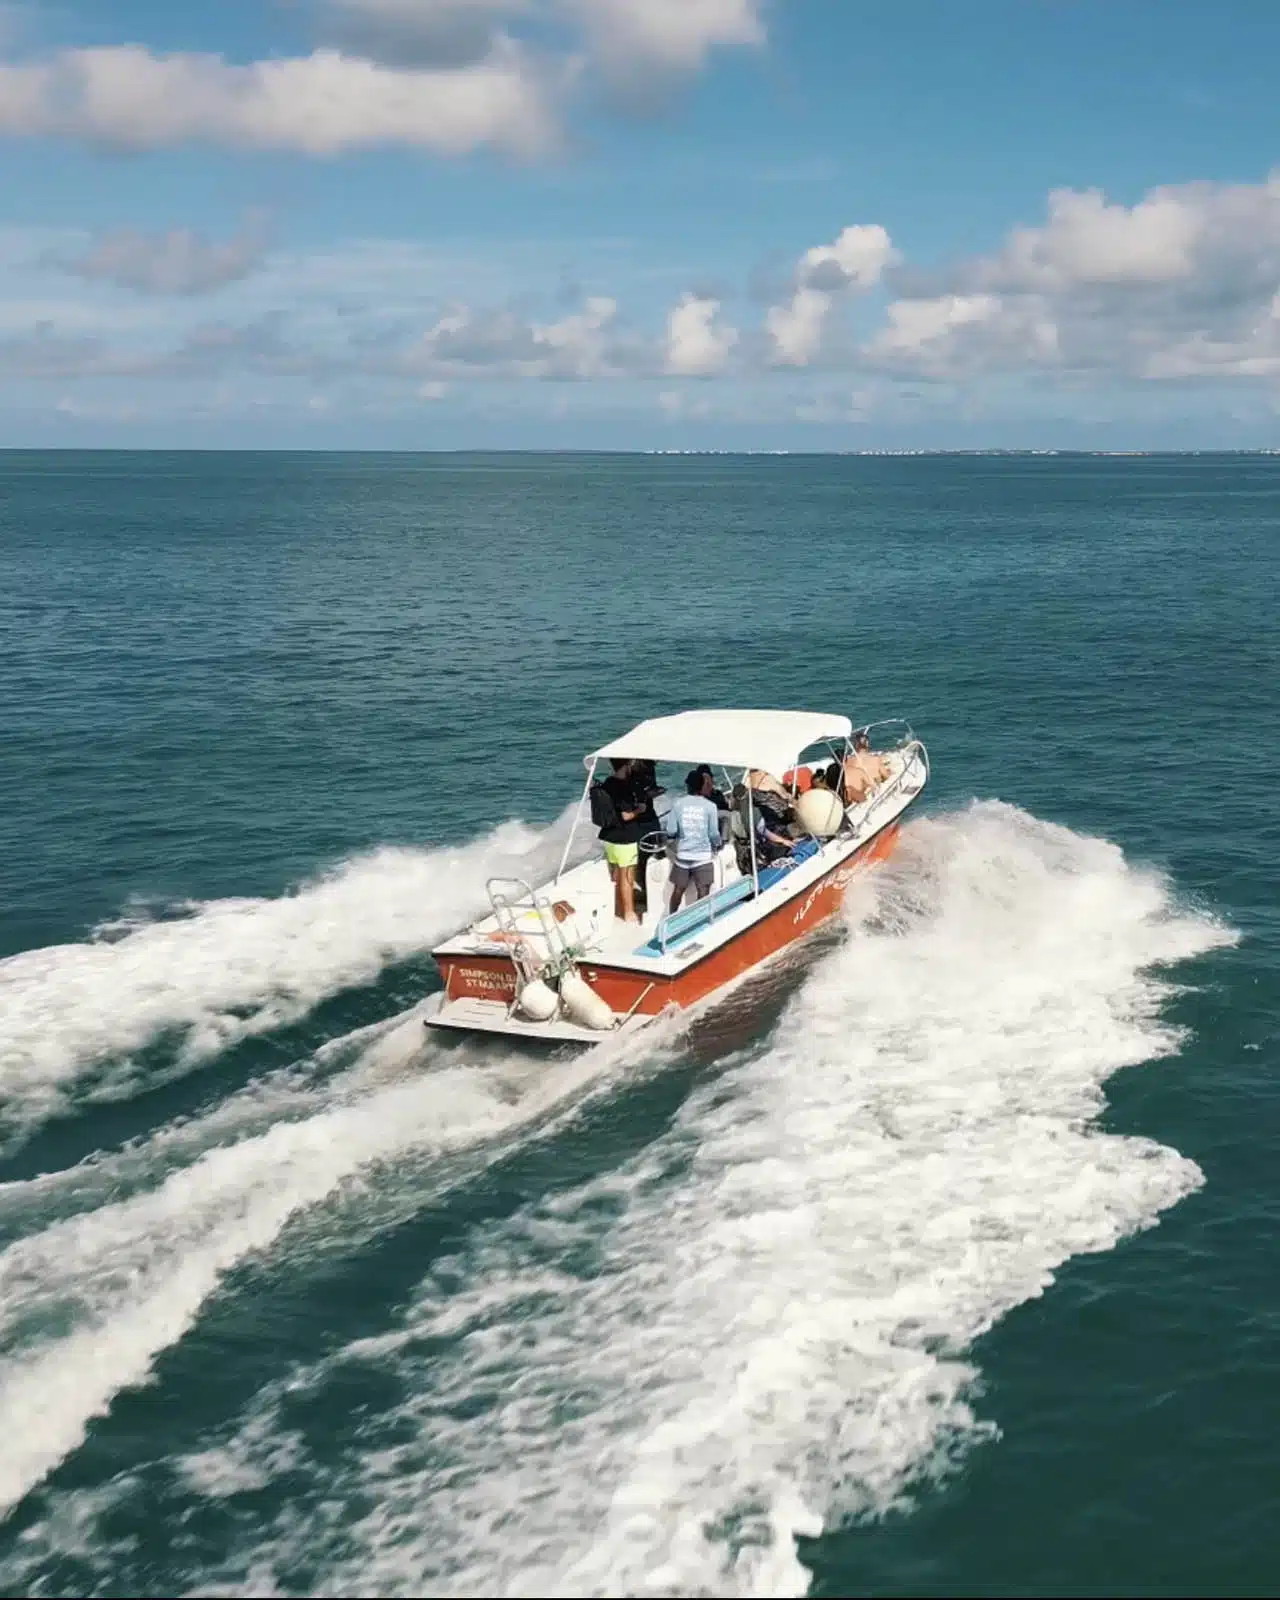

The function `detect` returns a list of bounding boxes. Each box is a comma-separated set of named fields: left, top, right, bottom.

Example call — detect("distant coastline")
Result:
left=2, top=446, right=1278, bottom=457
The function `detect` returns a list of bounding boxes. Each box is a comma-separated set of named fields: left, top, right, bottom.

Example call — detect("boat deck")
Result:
left=432, top=747, right=926, bottom=980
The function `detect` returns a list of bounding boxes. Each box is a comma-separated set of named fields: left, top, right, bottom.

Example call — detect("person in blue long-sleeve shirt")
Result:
left=664, top=769, right=725, bottom=913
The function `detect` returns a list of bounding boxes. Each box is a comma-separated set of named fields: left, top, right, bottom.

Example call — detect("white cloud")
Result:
left=871, top=293, right=1000, bottom=353
left=564, top=0, right=764, bottom=84
left=528, top=293, right=619, bottom=376
left=1141, top=288, right=1280, bottom=379
left=56, top=215, right=270, bottom=296
left=12, top=169, right=1280, bottom=442
left=663, top=291, right=736, bottom=375
left=0, top=42, right=557, bottom=157
left=318, top=1, right=533, bottom=69
left=0, top=2, right=766, bottom=160
left=864, top=175, right=1280, bottom=383
left=320, top=0, right=764, bottom=82
left=985, top=186, right=1206, bottom=291
left=798, top=223, right=896, bottom=292
left=413, top=293, right=629, bottom=377
left=767, top=224, right=896, bottom=366
left=865, top=292, right=1058, bottom=376
left=765, top=285, right=829, bottom=367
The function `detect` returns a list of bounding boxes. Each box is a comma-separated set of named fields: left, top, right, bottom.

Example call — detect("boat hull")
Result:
left=432, top=818, right=901, bottom=1024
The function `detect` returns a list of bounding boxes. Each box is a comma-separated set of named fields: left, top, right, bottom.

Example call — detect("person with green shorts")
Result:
left=597, top=757, right=645, bottom=924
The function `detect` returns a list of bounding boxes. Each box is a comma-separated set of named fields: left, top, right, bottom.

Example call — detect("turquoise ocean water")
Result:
left=0, top=450, right=1276, bottom=1597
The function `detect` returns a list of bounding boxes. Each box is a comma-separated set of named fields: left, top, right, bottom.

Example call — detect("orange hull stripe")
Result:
left=436, top=821, right=900, bottom=1014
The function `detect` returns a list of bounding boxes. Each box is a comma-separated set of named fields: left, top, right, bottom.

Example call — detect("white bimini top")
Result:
left=589, top=708, right=852, bottom=779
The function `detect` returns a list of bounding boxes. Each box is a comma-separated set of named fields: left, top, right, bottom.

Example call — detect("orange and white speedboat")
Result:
left=427, top=708, right=928, bottom=1043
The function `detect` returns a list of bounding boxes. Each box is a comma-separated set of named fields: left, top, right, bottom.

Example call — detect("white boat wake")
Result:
left=0, top=801, right=1234, bottom=1599
left=0, top=816, right=572, bottom=1153
left=0, top=1011, right=645, bottom=1527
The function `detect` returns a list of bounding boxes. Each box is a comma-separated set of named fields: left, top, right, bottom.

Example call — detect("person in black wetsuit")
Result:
left=629, top=759, right=665, bottom=918
left=596, top=758, right=645, bottom=924
left=694, top=763, right=729, bottom=814
left=694, top=764, right=733, bottom=855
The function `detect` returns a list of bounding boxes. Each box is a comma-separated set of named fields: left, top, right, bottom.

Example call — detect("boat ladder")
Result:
left=485, top=877, right=580, bottom=990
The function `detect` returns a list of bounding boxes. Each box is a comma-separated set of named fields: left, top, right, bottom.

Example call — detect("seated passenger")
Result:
left=664, top=768, right=725, bottom=913
left=856, top=729, right=892, bottom=784
left=735, top=773, right=796, bottom=859
left=749, top=789, right=791, bottom=836
left=744, top=769, right=796, bottom=828
left=754, top=809, right=794, bottom=865
left=841, top=759, right=872, bottom=805
left=841, top=731, right=892, bottom=804
left=745, top=768, right=792, bottom=805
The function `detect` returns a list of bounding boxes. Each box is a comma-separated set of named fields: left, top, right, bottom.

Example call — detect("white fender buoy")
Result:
left=559, top=969, right=615, bottom=1031
left=795, top=786, right=845, bottom=838
left=517, top=978, right=559, bottom=1022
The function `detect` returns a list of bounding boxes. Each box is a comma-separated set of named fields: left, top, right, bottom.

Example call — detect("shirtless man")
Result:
left=841, top=732, right=891, bottom=805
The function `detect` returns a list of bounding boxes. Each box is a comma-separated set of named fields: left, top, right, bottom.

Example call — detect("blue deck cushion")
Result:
left=756, top=835, right=820, bottom=891
left=633, top=838, right=824, bottom=956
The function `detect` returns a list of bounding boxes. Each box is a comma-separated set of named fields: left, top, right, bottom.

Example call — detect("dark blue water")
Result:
left=0, top=451, right=1276, bottom=1597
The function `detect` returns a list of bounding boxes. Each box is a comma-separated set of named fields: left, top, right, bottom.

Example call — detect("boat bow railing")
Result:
left=844, top=733, right=929, bottom=836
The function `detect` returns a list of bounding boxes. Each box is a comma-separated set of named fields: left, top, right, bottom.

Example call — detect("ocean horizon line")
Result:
left=1, top=445, right=1278, bottom=458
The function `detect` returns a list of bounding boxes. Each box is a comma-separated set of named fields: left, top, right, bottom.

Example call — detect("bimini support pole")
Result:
left=836, top=735, right=855, bottom=825
left=746, top=783, right=760, bottom=897
left=556, top=757, right=597, bottom=885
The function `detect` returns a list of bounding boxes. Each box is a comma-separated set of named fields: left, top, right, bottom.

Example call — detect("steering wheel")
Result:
left=639, top=830, right=672, bottom=858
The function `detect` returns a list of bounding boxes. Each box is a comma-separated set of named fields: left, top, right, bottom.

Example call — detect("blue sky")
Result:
left=1, top=0, right=1279, bottom=448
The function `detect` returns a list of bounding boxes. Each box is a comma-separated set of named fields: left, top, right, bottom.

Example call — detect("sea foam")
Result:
left=115, top=801, right=1233, bottom=1599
